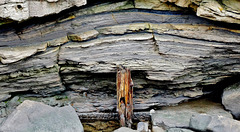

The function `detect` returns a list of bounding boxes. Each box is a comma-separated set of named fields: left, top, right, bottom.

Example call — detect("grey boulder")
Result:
left=167, top=128, right=194, bottom=132
left=151, top=99, right=232, bottom=129
left=137, top=122, right=149, bottom=132
left=114, top=127, right=138, bottom=132
left=190, top=114, right=240, bottom=132
left=0, top=100, right=83, bottom=132
left=222, top=82, right=240, bottom=119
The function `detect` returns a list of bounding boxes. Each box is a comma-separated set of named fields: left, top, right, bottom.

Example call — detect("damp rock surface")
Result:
left=0, top=100, right=84, bottom=132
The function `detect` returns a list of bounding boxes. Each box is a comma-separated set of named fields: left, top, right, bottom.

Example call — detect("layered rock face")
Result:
left=0, top=0, right=240, bottom=123
left=135, top=0, right=240, bottom=24
left=0, top=0, right=86, bottom=21
left=0, top=0, right=240, bottom=24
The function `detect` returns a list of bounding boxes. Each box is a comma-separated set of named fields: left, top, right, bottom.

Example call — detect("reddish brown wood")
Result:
left=116, top=65, right=133, bottom=127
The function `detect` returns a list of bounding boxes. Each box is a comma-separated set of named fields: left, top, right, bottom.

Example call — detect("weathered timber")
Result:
left=116, top=65, right=133, bottom=127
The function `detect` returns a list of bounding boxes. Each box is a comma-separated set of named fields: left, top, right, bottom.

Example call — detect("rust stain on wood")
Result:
left=116, top=65, right=133, bottom=127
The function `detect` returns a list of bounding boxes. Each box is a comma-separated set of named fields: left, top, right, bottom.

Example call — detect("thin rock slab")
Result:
left=0, top=100, right=83, bottom=132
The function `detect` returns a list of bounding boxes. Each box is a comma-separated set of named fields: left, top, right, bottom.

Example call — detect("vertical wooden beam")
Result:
left=117, top=65, right=133, bottom=127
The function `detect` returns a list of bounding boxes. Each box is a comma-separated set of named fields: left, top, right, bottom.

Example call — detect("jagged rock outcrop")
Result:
left=135, top=0, right=240, bottom=24
left=0, top=100, right=84, bottom=132
left=0, top=0, right=86, bottom=21
left=197, top=0, right=240, bottom=24
left=0, top=0, right=239, bottom=120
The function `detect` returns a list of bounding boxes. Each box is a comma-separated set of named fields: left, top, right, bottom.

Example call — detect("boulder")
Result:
left=114, top=127, right=138, bottom=132
left=137, top=122, right=149, bottom=132
left=0, top=100, right=83, bottom=132
left=151, top=99, right=232, bottom=129
left=222, top=82, right=240, bottom=119
left=190, top=114, right=240, bottom=132
left=189, top=114, right=212, bottom=131
left=152, top=126, right=165, bottom=132
left=167, top=128, right=195, bottom=132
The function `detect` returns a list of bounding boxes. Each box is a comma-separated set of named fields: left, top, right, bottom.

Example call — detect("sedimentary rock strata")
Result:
left=135, top=0, right=240, bottom=24
left=0, top=1, right=239, bottom=121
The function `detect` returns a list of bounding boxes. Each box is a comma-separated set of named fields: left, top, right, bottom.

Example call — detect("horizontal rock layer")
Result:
left=0, top=0, right=240, bottom=24
left=0, top=1, right=240, bottom=118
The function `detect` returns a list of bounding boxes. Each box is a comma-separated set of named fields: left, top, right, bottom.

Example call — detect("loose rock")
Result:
left=222, top=82, right=240, bottom=119
left=167, top=128, right=195, bottom=132
left=152, top=126, right=165, bottom=132
left=137, top=122, right=149, bottom=132
left=0, top=100, right=84, bottom=132
left=114, top=127, right=138, bottom=132
left=190, top=114, right=240, bottom=132
left=151, top=99, right=232, bottom=129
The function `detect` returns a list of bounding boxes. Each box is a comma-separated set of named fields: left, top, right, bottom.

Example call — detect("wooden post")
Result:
left=117, top=65, right=133, bottom=127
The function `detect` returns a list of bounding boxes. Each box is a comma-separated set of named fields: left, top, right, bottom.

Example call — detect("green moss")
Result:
left=225, top=82, right=240, bottom=91
left=0, top=19, right=14, bottom=26
left=17, top=98, right=23, bottom=104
